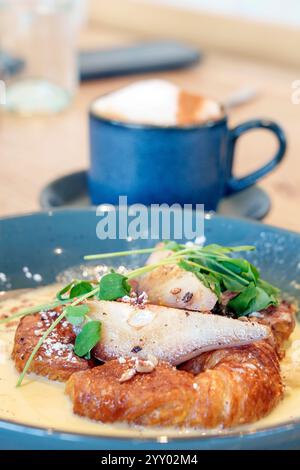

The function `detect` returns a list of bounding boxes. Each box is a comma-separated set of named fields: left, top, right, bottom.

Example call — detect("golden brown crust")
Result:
left=257, top=301, right=296, bottom=356
left=66, top=340, right=283, bottom=428
left=12, top=308, right=94, bottom=381
left=66, top=360, right=197, bottom=426
left=181, top=341, right=283, bottom=427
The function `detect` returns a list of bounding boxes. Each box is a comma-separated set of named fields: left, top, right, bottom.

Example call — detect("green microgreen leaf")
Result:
left=69, top=281, right=94, bottom=298
left=220, top=259, right=259, bottom=284
left=98, top=273, right=131, bottom=300
left=74, top=321, right=101, bottom=358
left=56, top=281, right=76, bottom=300
left=177, top=259, right=199, bottom=273
left=227, top=283, right=278, bottom=316
left=65, top=304, right=90, bottom=326
left=206, top=273, right=222, bottom=299
left=242, top=287, right=276, bottom=316
left=227, top=282, right=257, bottom=316
left=202, top=244, right=255, bottom=254
left=56, top=280, right=94, bottom=301
left=220, top=258, right=250, bottom=275
left=195, top=257, right=249, bottom=287
left=257, top=278, right=280, bottom=300
left=248, top=263, right=260, bottom=281
left=222, top=276, right=245, bottom=292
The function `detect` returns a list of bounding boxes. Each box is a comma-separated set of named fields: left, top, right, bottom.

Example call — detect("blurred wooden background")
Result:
left=0, top=1, right=300, bottom=231
left=90, top=0, right=300, bottom=67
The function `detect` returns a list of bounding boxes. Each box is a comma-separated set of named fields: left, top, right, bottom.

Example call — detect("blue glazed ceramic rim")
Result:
left=0, top=406, right=300, bottom=445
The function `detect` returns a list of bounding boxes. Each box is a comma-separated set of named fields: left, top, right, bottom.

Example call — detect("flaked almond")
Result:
left=147, top=354, right=158, bottom=368
left=135, top=355, right=158, bottom=373
left=119, top=368, right=136, bottom=383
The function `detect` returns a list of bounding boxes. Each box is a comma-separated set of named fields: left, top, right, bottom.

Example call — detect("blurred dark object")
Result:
left=0, top=41, right=201, bottom=81
left=79, top=41, right=202, bottom=80
left=0, top=51, right=24, bottom=76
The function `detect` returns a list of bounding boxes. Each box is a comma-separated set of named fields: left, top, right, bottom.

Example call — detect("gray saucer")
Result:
left=39, top=170, right=271, bottom=220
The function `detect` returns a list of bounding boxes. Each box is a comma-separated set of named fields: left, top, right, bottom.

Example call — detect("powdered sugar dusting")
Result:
left=34, top=310, right=81, bottom=365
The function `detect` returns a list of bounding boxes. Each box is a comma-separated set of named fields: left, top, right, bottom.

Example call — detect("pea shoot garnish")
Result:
left=65, top=304, right=90, bottom=326
left=84, top=241, right=279, bottom=316
left=56, top=280, right=94, bottom=301
left=74, top=321, right=102, bottom=358
left=98, top=272, right=131, bottom=300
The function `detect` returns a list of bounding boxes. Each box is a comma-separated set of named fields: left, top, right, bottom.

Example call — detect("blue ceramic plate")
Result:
left=0, top=209, right=300, bottom=450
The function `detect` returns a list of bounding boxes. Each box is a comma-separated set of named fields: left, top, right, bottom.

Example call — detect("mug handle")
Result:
left=226, top=119, right=286, bottom=194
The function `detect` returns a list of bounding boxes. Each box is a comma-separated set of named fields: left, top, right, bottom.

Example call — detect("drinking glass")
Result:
left=0, top=0, right=82, bottom=114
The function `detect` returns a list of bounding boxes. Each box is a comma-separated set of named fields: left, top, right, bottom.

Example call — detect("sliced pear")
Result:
left=90, top=300, right=270, bottom=365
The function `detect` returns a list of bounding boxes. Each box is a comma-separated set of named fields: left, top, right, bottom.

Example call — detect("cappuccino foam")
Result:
left=91, top=79, right=222, bottom=126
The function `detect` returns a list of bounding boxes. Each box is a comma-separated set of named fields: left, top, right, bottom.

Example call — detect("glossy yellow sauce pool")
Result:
left=0, top=285, right=299, bottom=439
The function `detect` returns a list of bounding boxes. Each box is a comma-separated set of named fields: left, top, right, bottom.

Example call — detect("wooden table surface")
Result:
left=1, top=25, right=299, bottom=232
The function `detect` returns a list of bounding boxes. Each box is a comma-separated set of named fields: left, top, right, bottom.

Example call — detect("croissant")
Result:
left=66, top=340, right=282, bottom=428
left=65, top=300, right=294, bottom=427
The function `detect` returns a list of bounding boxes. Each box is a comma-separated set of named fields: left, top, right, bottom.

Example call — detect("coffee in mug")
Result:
left=91, top=79, right=223, bottom=127
left=88, top=80, right=286, bottom=210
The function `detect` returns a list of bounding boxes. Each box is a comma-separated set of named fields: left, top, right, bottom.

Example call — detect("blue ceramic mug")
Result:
left=88, top=108, right=286, bottom=210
